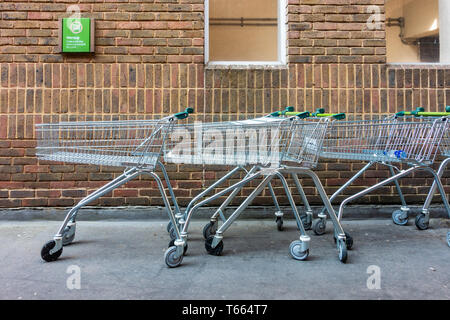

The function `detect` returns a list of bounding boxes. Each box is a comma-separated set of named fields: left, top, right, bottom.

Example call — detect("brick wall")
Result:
left=0, top=0, right=448, bottom=208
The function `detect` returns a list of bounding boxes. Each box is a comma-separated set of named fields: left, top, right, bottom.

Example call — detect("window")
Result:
left=386, top=0, right=444, bottom=63
left=205, top=0, right=286, bottom=66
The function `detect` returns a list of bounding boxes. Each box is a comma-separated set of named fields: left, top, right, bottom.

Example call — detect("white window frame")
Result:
left=204, top=0, right=287, bottom=67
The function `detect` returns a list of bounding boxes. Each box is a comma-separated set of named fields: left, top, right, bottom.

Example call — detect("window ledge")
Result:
left=386, top=63, right=450, bottom=69
left=205, top=62, right=288, bottom=70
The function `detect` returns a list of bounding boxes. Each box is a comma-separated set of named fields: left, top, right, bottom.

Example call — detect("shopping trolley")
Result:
left=199, top=109, right=345, bottom=240
left=35, top=108, right=193, bottom=267
left=275, top=109, right=429, bottom=238
left=323, top=115, right=449, bottom=240
left=164, top=108, right=300, bottom=242
left=397, top=107, right=450, bottom=248
left=286, top=111, right=449, bottom=248
left=164, top=114, right=350, bottom=263
left=394, top=107, right=450, bottom=230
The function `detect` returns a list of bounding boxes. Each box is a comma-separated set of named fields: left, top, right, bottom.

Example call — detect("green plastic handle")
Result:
left=411, top=107, right=425, bottom=116
left=270, top=111, right=281, bottom=117
left=174, top=107, right=194, bottom=120
left=295, top=111, right=311, bottom=119
left=285, top=106, right=295, bottom=112
left=331, top=113, right=346, bottom=120
left=316, top=108, right=325, bottom=114
left=396, top=111, right=450, bottom=117
left=314, top=113, right=346, bottom=119
left=270, top=107, right=295, bottom=117
left=396, top=107, right=425, bottom=117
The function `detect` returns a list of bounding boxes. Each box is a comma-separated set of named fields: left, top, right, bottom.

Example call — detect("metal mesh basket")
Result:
left=320, top=116, right=448, bottom=165
left=440, top=120, right=449, bottom=157
left=36, top=118, right=174, bottom=170
left=164, top=117, right=295, bottom=167
left=282, top=117, right=331, bottom=168
left=164, top=116, right=331, bottom=169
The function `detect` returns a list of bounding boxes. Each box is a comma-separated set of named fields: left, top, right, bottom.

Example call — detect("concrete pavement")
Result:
left=0, top=216, right=449, bottom=300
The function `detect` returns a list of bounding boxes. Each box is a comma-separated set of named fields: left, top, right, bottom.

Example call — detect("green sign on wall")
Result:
left=62, top=18, right=91, bottom=52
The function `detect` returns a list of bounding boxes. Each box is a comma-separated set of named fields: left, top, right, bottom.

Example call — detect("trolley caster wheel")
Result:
left=166, top=221, right=173, bottom=233
left=164, top=246, right=183, bottom=268
left=289, top=240, right=309, bottom=261
left=300, top=215, right=312, bottom=230
left=392, top=210, right=408, bottom=226
left=168, top=226, right=177, bottom=240
left=334, top=232, right=353, bottom=250
left=276, top=217, right=284, bottom=231
left=205, top=236, right=223, bottom=256
left=447, top=231, right=450, bottom=247
left=41, top=240, right=63, bottom=262
left=312, top=218, right=326, bottom=236
left=415, top=214, right=429, bottom=230
left=62, top=224, right=76, bottom=246
left=337, top=239, right=347, bottom=263
left=168, top=239, right=188, bottom=255
left=202, top=221, right=216, bottom=239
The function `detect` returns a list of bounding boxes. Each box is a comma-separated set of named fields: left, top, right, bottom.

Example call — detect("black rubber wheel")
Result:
left=41, top=240, right=63, bottom=262
left=415, top=214, right=429, bottom=230
left=205, top=235, right=223, bottom=256
left=166, top=221, right=173, bottom=233
left=333, top=232, right=353, bottom=250
left=202, top=221, right=216, bottom=239
left=168, top=239, right=188, bottom=255
left=164, top=246, right=183, bottom=268
left=276, top=217, right=284, bottom=231
left=168, top=226, right=177, bottom=240
left=300, top=215, right=312, bottom=230
left=289, top=240, right=309, bottom=261
left=312, top=218, right=326, bottom=236
left=338, top=239, right=347, bottom=263
left=345, top=233, right=353, bottom=250
left=392, top=210, right=408, bottom=226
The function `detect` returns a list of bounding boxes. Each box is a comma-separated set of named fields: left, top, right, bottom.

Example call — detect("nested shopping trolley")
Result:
left=399, top=108, right=450, bottom=247
left=164, top=114, right=351, bottom=264
left=197, top=110, right=346, bottom=241
left=163, top=107, right=301, bottom=241
left=35, top=108, right=193, bottom=267
left=164, top=108, right=318, bottom=242
left=315, top=114, right=449, bottom=247
left=394, top=108, right=450, bottom=231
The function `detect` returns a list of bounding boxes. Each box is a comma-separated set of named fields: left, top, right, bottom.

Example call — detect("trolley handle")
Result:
left=270, top=106, right=295, bottom=117
left=396, top=107, right=449, bottom=117
left=283, top=111, right=346, bottom=120
left=330, top=113, right=346, bottom=120
left=174, top=107, right=194, bottom=120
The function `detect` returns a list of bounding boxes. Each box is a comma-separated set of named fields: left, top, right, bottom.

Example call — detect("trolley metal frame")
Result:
left=36, top=109, right=193, bottom=267
left=163, top=115, right=350, bottom=263
left=322, top=115, right=450, bottom=247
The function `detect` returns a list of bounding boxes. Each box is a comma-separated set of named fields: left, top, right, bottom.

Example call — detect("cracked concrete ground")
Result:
left=0, top=215, right=449, bottom=300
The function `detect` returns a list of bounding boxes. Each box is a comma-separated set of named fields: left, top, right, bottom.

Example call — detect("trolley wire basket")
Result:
left=320, top=116, right=448, bottom=166
left=439, top=123, right=450, bottom=157
left=164, top=117, right=293, bottom=167
left=283, top=117, right=331, bottom=168
left=36, top=118, right=174, bottom=170
left=164, top=116, right=331, bottom=169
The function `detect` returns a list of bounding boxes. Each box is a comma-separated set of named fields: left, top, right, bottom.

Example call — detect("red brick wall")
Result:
left=0, top=0, right=448, bottom=208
